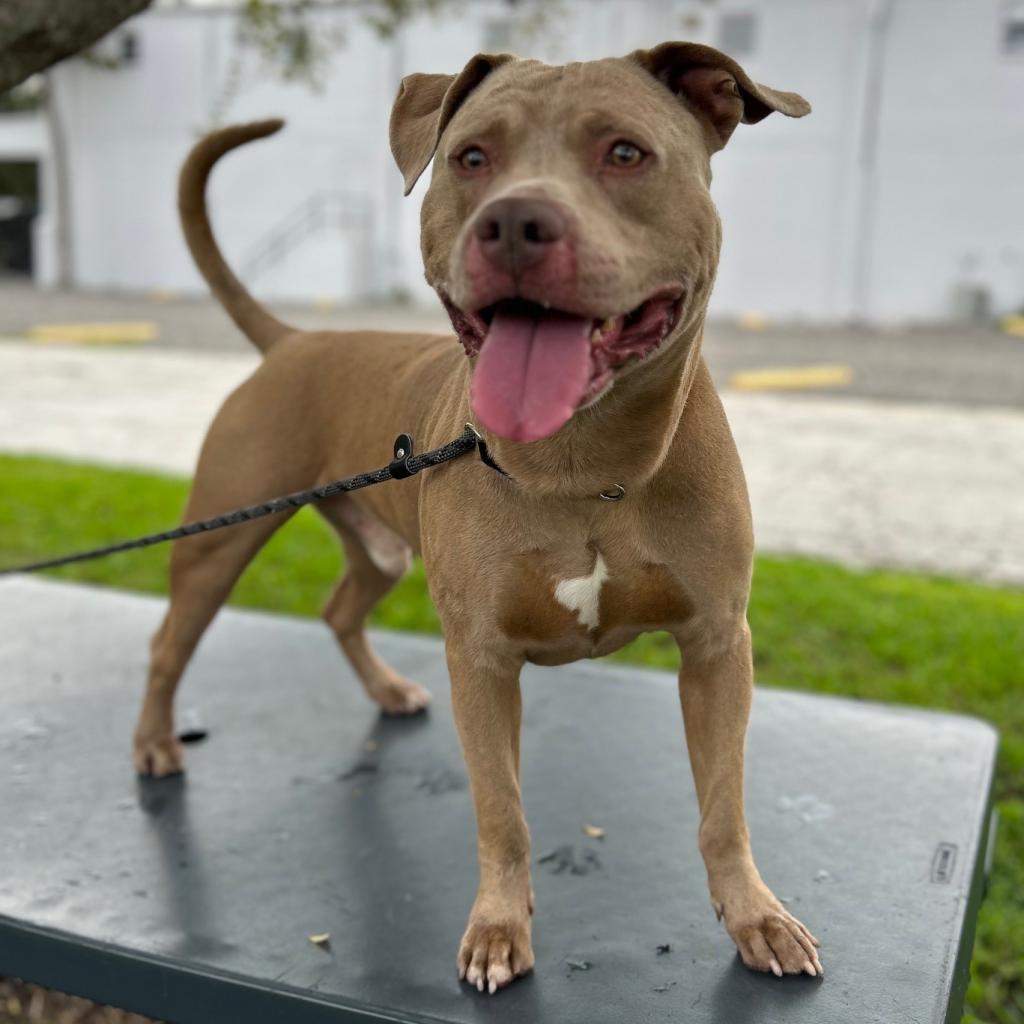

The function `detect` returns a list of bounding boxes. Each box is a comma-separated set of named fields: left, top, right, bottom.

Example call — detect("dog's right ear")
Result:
left=389, top=53, right=515, bottom=196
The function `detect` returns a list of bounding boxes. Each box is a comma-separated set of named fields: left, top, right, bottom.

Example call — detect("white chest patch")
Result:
left=554, top=553, right=609, bottom=631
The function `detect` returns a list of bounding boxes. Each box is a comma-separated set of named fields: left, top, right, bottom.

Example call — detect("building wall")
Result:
left=44, top=9, right=395, bottom=301
left=865, top=0, right=1024, bottom=321
left=12, top=0, right=1023, bottom=322
left=0, top=112, right=47, bottom=161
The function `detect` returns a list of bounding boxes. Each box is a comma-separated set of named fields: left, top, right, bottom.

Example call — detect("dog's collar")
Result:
left=466, top=424, right=626, bottom=502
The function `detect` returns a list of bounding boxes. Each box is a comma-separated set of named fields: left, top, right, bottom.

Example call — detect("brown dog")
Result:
left=133, top=42, right=820, bottom=993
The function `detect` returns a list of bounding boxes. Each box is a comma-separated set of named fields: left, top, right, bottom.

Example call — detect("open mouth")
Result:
left=444, top=288, right=684, bottom=444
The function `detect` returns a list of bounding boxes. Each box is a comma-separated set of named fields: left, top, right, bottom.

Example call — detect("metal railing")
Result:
left=238, top=190, right=373, bottom=290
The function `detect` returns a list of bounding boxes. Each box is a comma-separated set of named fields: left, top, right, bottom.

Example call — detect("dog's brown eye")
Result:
left=458, top=147, right=489, bottom=172
left=607, top=141, right=645, bottom=168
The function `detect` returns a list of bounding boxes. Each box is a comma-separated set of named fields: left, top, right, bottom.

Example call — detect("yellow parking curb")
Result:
left=1000, top=315, right=1024, bottom=338
left=28, top=322, right=159, bottom=345
left=737, top=311, right=770, bottom=331
left=729, top=364, right=853, bottom=392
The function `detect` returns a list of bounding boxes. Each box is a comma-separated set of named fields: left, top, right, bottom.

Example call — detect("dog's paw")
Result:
left=457, top=914, right=534, bottom=995
left=369, top=672, right=432, bottom=716
left=715, top=885, right=822, bottom=978
left=133, top=733, right=185, bottom=777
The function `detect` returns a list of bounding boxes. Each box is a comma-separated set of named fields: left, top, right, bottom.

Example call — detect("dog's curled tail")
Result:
left=178, top=119, right=294, bottom=354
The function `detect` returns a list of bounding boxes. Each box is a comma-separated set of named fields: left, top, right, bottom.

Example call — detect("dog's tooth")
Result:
left=602, top=317, right=616, bottom=332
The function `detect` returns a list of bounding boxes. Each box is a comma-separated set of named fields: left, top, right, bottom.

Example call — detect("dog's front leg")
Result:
left=447, top=640, right=535, bottom=994
left=678, top=622, right=823, bottom=978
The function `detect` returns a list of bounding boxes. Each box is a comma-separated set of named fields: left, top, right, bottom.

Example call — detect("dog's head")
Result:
left=390, top=43, right=809, bottom=444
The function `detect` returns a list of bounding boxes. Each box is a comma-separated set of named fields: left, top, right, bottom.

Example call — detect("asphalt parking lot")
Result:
left=2, top=280, right=1023, bottom=410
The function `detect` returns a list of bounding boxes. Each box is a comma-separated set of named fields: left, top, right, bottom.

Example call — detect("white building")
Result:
left=1, top=0, right=1022, bottom=324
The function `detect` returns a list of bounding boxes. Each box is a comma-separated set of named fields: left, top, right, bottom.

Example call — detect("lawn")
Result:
left=0, top=453, right=1021, bottom=1024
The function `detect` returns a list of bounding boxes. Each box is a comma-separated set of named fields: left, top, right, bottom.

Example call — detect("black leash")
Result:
left=0, top=426, right=486, bottom=577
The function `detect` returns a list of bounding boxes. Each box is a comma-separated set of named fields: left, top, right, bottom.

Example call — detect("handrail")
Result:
left=239, top=190, right=372, bottom=281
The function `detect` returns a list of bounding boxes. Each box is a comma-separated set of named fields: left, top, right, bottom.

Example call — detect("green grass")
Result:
left=1, top=453, right=1021, bottom=1023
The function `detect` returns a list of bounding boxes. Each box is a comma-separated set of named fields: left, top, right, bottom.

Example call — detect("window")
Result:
left=718, top=12, right=758, bottom=57
left=483, top=18, right=514, bottom=53
left=1003, top=2, right=1024, bottom=55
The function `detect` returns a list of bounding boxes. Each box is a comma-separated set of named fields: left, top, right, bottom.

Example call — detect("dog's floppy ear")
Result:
left=630, top=42, right=810, bottom=151
left=389, top=53, right=516, bottom=195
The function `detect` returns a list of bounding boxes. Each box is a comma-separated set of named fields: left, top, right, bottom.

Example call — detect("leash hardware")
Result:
left=389, top=433, right=417, bottom=480
left=598, top=484, right=626, bottom=502
left=465, top=422, right=512, bottom=480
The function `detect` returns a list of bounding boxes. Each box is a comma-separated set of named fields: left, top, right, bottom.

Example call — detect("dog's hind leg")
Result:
left=318, top=496, right=431, bottom=715
left=134, top=512, right=292, bottom=777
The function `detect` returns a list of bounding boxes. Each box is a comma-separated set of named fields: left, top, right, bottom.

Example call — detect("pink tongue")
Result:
left=470, top=308, right=593, bottom=443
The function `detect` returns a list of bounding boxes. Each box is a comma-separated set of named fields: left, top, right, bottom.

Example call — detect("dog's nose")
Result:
left=473, top=198, right=566, bottom=275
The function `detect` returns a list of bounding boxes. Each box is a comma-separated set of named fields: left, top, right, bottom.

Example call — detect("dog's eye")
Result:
left=607, top=141, right=646, bottom=168
left=458, top=147, right=489, bottom=172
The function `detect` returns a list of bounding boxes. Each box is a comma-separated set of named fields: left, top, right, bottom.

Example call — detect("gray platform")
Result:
left=0, top=578, right=997, bottom=1024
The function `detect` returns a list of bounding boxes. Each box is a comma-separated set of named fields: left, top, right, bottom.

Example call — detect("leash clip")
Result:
left=389, top=433, right=417, bottom=479
left=465, top=423, right=511, bottom=479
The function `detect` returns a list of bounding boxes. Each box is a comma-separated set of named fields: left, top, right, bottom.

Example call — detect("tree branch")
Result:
left=0, top=0, right=154, bottom=95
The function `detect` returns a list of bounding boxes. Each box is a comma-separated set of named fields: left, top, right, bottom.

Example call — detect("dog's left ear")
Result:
left=630, top=42, right=810, bottom=151
left=389, top=53, right=516, bottom=195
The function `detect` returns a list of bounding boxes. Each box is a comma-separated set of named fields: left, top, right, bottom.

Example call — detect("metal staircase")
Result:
left=239, top=190, right=373, bottom=292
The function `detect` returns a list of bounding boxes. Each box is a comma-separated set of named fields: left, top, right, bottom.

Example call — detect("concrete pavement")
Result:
left=2, top=340, right=1021, bottom=587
